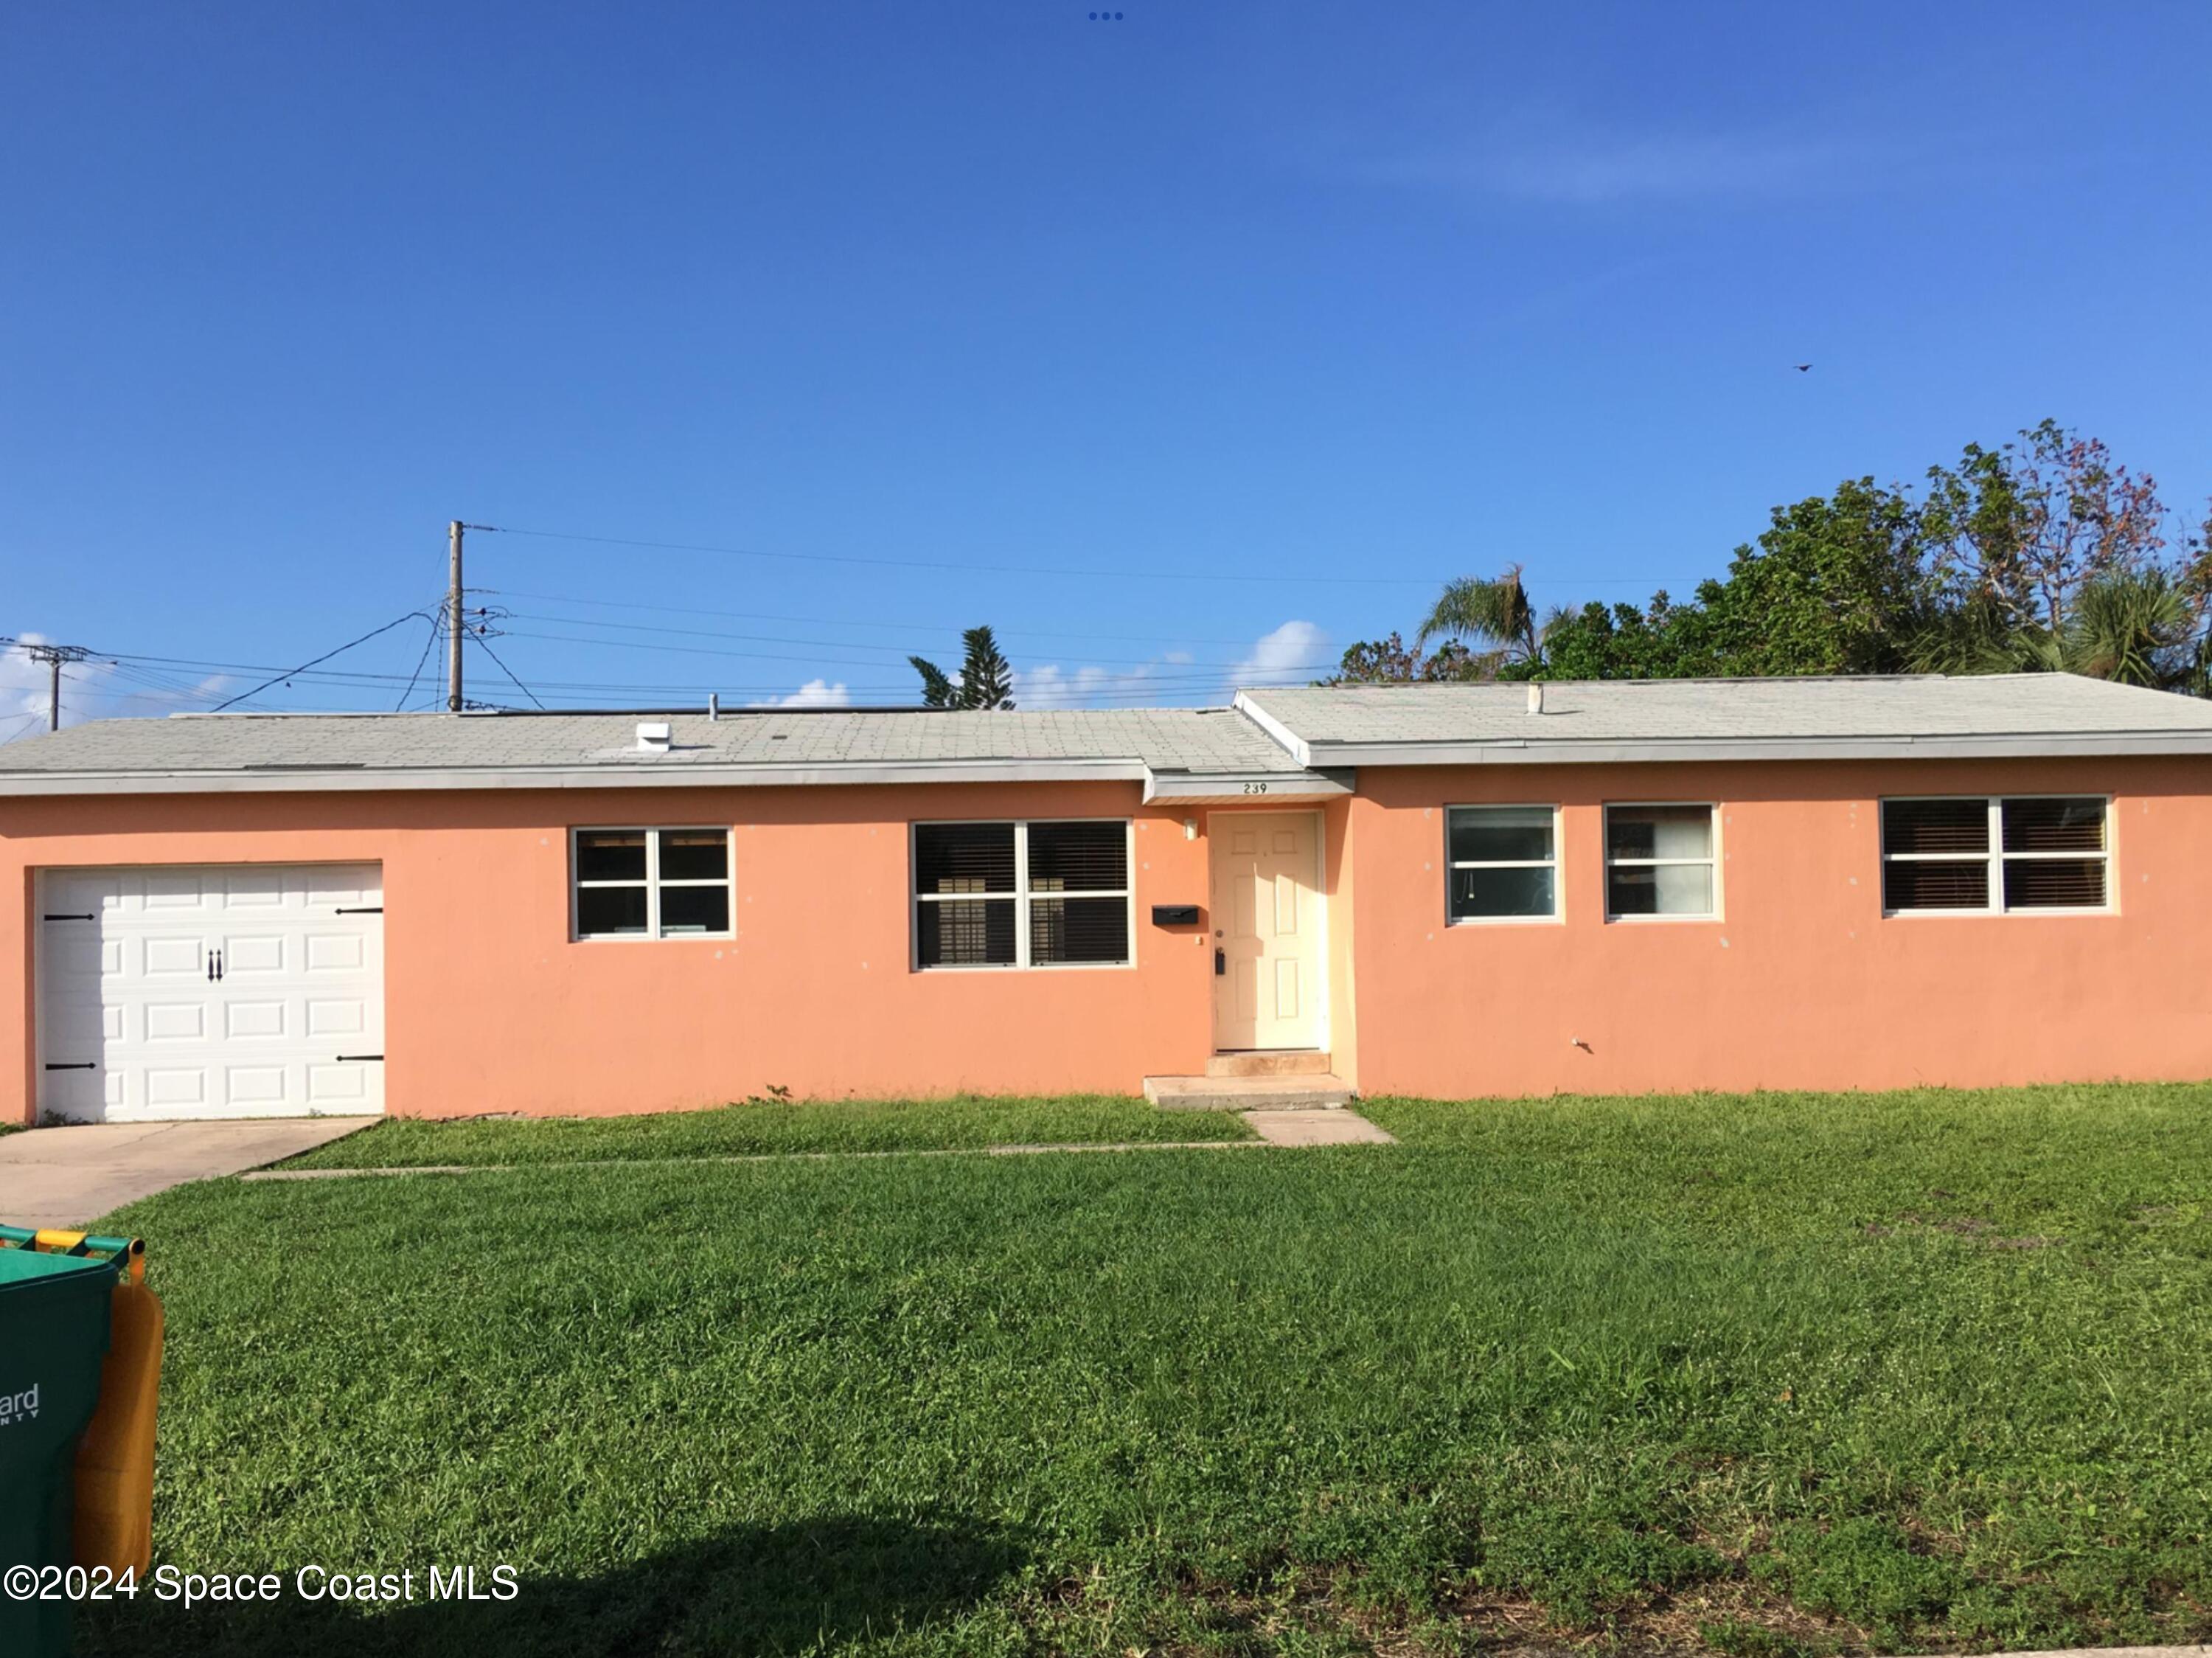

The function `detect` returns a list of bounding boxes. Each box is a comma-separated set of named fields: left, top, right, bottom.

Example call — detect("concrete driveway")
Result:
left=0, top=1119, right=372, bottom=1230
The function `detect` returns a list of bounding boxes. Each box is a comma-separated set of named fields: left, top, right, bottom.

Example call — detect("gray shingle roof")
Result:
left=0, top=706, right=1310, bottom=779
left=1237, top=674, right=2212, bottom=762
left=7, top=674, right=2211, bottom=798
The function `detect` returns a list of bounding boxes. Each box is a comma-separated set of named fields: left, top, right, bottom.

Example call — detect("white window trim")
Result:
left=571, top=826, right=735, bottom=943
left=1444, top=804, right=1563, bottom=926
left=1604, top=802, right=1722, bottom=923
left=1879, top=795, right=2115, bottom=918
left=911, top=818, right=1137, bottom=972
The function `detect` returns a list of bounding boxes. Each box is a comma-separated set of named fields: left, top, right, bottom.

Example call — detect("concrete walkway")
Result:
left=1242, top=1106, right=1397, bottom=1145
left=245, top=1105, right=1400, bottom=1182
left=0, top=1119, right=373, bottom=1229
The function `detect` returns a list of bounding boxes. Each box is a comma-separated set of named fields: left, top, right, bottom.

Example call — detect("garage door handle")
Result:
left=1215, top=948, right=1226, bottom=977
left=335, top=1054, right=384, bottom=1063
left=335, top=906, right=383, bottom=915
left=44, top=1061, right=95, bottom=1071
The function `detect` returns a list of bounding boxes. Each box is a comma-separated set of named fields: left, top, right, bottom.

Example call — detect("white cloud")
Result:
left=1012, top=662, right=1146, bottom=710
left=1232, top=620, right=1329, bottom=688
left=752, top=677, right=852, bottom=710
left=1004, top=620, right=1330, bottom=712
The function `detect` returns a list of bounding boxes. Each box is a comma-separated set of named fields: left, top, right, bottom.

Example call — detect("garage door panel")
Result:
left=305, top=932, right=367, bottom=973
left=307, top=1064, right=373, bottom=1109
left=307, top=997, right=366, bottom=1037
left=142, top=872, right=212, bottom=910
left=38, top=862, right=383, bottom=1123
left=223, top=999, right=289, bottom=1040
left=219, top=867, right=289, bottom=907
left=222, top=934, right=288, bottom=976
left=221, top=1065, right=290, bottom=1106
left=143, top=935, right=204, bottom=978
left=144, top=1002, right=208, bottom=1041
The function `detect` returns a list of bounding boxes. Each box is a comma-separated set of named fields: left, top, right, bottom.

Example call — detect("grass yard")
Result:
left=277, top=1092, right=1255, bottom=1168
left=78, top=1083, right=2212, bottom=1657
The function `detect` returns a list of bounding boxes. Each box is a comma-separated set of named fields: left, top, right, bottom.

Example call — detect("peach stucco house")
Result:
left=4, top=672, right=2212, bottom=1125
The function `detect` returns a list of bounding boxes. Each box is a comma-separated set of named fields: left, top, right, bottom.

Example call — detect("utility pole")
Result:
left=446, top=520, right=465, bottom=712
left=25, top=642, right=92, bottom=731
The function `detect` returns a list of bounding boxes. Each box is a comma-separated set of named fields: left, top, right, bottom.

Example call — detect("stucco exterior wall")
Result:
left=7, top=752, right=2208, bottom=1123
left=1344, top=756, right=2212, bottom=1097
left=3, top=781, right=1227, bottom=1123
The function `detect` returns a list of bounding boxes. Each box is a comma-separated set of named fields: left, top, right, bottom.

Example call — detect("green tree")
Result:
left=1324, top=631, right=1487, bottom=684
left=910, top=625, right=1017, bottom=710
left=1380, top=425, right=2208, bottom=695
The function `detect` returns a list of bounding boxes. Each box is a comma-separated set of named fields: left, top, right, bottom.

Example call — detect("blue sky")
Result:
left=5, top=1, right=2210, bottom=733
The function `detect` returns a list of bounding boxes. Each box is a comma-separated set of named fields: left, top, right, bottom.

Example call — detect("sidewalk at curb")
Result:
left=243, top=1137, right=1287, bottom=1181
left=241, top=1105, right=1405, bottom=1181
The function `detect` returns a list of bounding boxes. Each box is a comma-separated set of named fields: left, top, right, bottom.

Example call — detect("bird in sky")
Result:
left=1795, top=364, right=1812, bottom=372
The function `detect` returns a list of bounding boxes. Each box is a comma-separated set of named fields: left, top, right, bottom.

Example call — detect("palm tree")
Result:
left=1907, top=569, right=2204, bottom=691
left=1416, top=566, right=1543, bottom=672
left=2062, top=569, right=2200, bottom=689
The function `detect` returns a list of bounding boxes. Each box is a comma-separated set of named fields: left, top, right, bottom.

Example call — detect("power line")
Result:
left=207, top=611, right=434, bottom=713
left=467, top=628, right=546, bottom=710
left=477, top=524, right=1447, bottom=587
left=496, top=612, right=1340, bottom=673
left=490, top=589, right=1323, bottom=648
left=394, top=615, right=443, bottom=711
left=476, top=524, right=1705, bottom=590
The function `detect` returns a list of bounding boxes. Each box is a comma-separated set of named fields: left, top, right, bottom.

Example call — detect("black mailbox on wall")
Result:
left=1150, top=904, right=1202, bottom=926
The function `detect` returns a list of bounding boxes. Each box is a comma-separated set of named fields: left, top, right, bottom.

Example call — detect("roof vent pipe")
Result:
left=1526, top=683, right=1545, bottom=715
left=707, top=693, right=720, bottom=723
left=636, top=721, right=672, bottom=753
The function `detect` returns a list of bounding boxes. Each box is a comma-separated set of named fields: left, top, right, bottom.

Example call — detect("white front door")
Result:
left=1210, top=811, right=1323, bottom=1051
left=37, top=863, right=386, bottom=1122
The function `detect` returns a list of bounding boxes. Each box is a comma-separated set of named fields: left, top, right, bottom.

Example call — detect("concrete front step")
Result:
left=1205, top=1049, right=1334, bottom=1078
left=1145, top=1072, right=1354, bottom=1111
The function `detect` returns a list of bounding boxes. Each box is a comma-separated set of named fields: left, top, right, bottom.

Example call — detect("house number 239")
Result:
left=1242, top=783, right=1270, bottom=794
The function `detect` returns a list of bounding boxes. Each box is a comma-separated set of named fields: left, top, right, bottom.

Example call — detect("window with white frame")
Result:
left=573, top=828, right=733, bottom=940
left=913, top=820, right=1132, bottom=968
left=1880, top=797, right=2110, bottom=914
left=1446, top=805, right=1559, bottom=921
left=1604, top=804, right=1717, bottom=918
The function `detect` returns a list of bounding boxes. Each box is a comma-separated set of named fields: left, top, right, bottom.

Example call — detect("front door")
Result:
left=1210, top=811, right=1322, bottom=1051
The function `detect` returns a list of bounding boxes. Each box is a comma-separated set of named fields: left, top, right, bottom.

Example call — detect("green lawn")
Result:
left=277, top=1093, right=1255, bottom=1169
left=78, top=1083, right=2212, bottom=1657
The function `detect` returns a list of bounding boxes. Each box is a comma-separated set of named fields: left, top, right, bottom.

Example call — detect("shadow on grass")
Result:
left=77, top=1511, right=1031, bottom=1658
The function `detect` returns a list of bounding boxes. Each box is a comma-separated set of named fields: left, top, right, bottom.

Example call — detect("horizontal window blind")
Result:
left=914, top=820, right=1130, bottom=969
left=1880, top=797, right=2109, bottom=914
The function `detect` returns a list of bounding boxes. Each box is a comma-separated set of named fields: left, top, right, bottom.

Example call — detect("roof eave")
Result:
left=1304, top=733, right=2212, bottom=766
left=1141, top=767, right=1354, bottom=805
left=0, top=757, right=1162, bottom=798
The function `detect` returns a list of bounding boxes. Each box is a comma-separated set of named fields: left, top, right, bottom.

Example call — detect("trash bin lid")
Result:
left=0, top=1246, right=117, bottom=1297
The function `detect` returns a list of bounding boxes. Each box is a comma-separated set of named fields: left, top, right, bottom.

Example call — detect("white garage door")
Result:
left=38, top=863, right=385, bottom=1123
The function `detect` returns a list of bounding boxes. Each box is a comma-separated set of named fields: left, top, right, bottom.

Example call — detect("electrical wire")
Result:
left=467, top=629, right=546, bottom=710
left=206, top=611, right=436, bottom=712
left=476, top=524, right=1703, bottom=590
left=394, top=615, right=443, bottom=712
left=479, top=524, right=1444, bottom=587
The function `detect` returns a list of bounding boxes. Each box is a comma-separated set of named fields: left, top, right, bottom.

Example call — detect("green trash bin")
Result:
left=0, top=1239, right=122, bottom=1658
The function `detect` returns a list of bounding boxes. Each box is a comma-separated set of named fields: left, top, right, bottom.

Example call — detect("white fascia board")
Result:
left=1304, top=733, right=2212, bottom=766
left=0, top=757, right=1158, bottom=798
left=1230, top=693, right=1313, bottom=766
left=1141, top=769, right=1355, bottom=803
